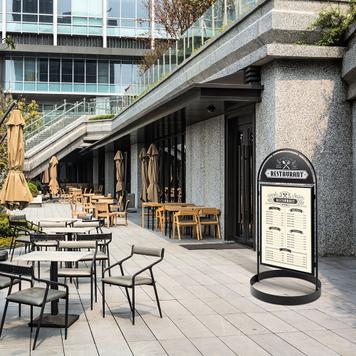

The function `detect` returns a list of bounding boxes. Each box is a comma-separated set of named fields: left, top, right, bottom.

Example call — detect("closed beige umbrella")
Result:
left=0, top=110, right=32, bottom=210
left=139, top=147, right=148, bottom=202
left=114, top=150, right=124, bottom=196
left=147, top=143, right=160, bottom=202
left=41, top=167, right=49, bottom=184
left=49, top=156, right=59, bottom=195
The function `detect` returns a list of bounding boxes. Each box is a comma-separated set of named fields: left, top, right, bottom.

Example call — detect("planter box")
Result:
left=29, top=194, right=42, bottom=207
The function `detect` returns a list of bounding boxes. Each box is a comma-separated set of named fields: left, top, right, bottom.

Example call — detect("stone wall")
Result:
left=256, top=59, right=353, bottom=255
left=185, top=115, right=225, bottom=237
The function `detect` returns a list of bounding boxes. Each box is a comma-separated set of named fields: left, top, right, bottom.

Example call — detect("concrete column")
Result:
left=102, top=0, right=107, bottom=48
left=130, top=143, right=141, bottom=208
left=53, top=0, right=58, bottom=46
left=93, top=150, right=99, bottom=189
left=256, top=60, right=352, bottom=256
left=2, top=0, right=6, bottom=39
left=352, top=102, right=356, bottom=254
left=104, top=144, right=115, bottom=196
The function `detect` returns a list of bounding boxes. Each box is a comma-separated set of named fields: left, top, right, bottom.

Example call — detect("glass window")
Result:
left=23, top=13, right=37, bottom=22
left=74, top=59, right=85, bottom=83
left=121, top=61, right=132, bottom=85
left=72, top=0, right=87, bottom=16
left=121, top=0, right=135, bottom=18
left=137, top=0, right=148, bottom=19
left=37, top=58, right=48, bottom=81
left=89, top=0, right=102, bottom=17
left=98, top=61, right=108, bottom=83
left=58, top=0, right=71, bottom=15
left=107, top=0, right=120, bottom=18
left=7, top=0, right=21, bottom=12
left=24, top=58, right=36, bottom=81
left=23, top=0, right=38, bottom=13
left=39, top=0, right=53, bottom=14
left=14, top=58, right=23, bottom=81
left=86, top=60, right=96, bottom=83
left=49, top=59, right=60, bottom=82
left=110, top=61, right=120, bottom=84
left=39, top=15, right=53, bottom=23
left=61, top=59, right=73, bottom=83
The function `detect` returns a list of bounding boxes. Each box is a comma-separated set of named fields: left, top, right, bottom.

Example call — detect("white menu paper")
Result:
left=260, top=185, right=312, bottom=273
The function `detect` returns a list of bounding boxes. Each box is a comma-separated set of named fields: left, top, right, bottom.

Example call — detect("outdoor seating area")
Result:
left=141, top=202, right=222, bottom=241
left=1, top=203, right=356, bottom=355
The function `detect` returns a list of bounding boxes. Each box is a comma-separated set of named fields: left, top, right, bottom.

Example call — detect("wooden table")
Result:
left=16, top=251, right=90, bottom=328
left=141, top=202, right=163, bottom=230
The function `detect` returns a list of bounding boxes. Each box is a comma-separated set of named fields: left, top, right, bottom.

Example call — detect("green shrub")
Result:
left=0, top=212, right=12, bottom=237
left=28, top=181, right=38, bottom=197
left=88, top=114, right=115, bottom=121
left=308, top=0, right=356, bottom=46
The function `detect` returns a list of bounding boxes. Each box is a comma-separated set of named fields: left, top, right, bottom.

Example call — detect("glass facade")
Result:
left=4, top=56, right=140, bottom=95
left=4, top=0, right=150, bottom=37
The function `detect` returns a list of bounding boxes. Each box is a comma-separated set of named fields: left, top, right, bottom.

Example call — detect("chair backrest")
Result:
left=30, top=233, right=66, bottom=243
left=8, top=214, right=26, bottom=222
left=0, top=262, right=33, bottom=277
left=77, top=233, right=112, bottom=245
left=132, top=245, right=164, bottom=258
left=73, top=221, right=100, bottom=228
left=199, top=208, right=220, bottom=216
left=123, top=199, right=130, bottom=212
left=96, top=202, right=109, bottom=214
left=58, top=240, right=97, bottom=250
left=39, top=221, right=67, bottom=228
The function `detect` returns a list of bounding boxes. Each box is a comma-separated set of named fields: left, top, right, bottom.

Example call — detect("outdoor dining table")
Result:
left=141, top=202, right=163, bottom=230
left=15, top=250, right=91, bottom=328
left=42, top=227, right=95, bottom=240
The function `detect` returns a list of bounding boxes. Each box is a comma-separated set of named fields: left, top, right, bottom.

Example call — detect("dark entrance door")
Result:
left=226, top=109, right=255, bottom=247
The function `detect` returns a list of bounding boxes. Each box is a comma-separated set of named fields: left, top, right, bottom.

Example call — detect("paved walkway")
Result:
left=1, top=202, right=356, bottom=355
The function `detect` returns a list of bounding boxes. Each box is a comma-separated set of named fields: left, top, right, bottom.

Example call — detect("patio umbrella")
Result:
left=0, top=110, right=32, bottom=210
left=49, top=155, right=59, bottom=195
left=41, top=166, right=49, bottom=184
left=147, top=143, right=160, bottom=202
left=139, top=147, right=149, bottom=202
left=114, top=150, right=124, bottom=196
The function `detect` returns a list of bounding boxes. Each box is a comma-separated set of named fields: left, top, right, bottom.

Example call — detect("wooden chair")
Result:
left=172, top=209, right=200, bottom=240
left=110, top=196, right=123, bottom=213
left=70, top=200, right=88, bottom=219
left=197, top=208, right=221, bottom=240
left=155, top=207, right=165, bottom=234
left=112, top=200, right=130, bottom=226
left=95, top=202, right=116, bottom=228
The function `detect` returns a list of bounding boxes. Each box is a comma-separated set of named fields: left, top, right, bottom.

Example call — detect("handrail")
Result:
left=24, top=100, right=68, bottom=134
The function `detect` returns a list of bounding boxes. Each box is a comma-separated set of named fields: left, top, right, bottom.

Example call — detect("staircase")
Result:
left=24, top=98, right=122, bottom=178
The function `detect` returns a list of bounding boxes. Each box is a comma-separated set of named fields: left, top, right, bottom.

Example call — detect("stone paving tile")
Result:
left=128, top=340, right=167, bottom=356
left=247, top=312, right=297, bottom=333
left=224, top=313, right=270, bottom=335
left=278, top=331, right=338, bottom=356
left=249, top=333, right=304, bottom=356
left=306, top=329, right=356, bottom=355
left=190, top=337, right=236, bottom=356
left=160, top=338, right=201, bottom=356
left=2, top=203, right=356, bottom=355
left=220, top=333, right=270, bottom=355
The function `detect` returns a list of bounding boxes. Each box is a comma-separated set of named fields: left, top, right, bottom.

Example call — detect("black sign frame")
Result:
left=250, top=149, right=321, bottom=305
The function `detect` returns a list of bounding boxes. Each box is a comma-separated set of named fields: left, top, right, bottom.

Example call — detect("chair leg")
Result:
left=94, top=268, right=98, bottom=303
left=90, top=276, right=93, bottom=310
left=30, top=305, right=33, bottom=332
left=124, top=287, right=132, bottom=311
left=152, top=283, right=162, bottom=318
left=33, top=303, right=46, bottom=350
left=18, top=282, right=22, bottom=318
left=217, top=222, right=221, bottom=240
left=0, top=300, right=9, bottom=337
left=131, top=286, right=135, bottom=325
left=65, top=297, right=69, bottom=339
left=106, top=246, right=112, bottom=277
left=177, top=225, right=181, bottom=240
left=102, top=282, right=105, bottom=318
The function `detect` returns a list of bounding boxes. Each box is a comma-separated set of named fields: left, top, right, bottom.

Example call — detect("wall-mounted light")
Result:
left=207, top=104, right=216, bottom=113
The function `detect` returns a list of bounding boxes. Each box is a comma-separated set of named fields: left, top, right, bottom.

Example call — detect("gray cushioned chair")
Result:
left=0, top=263, right=69, bottom=350
left=101, top=245, right=165, bottom=324
left=57, top=241, right=97, bottom=309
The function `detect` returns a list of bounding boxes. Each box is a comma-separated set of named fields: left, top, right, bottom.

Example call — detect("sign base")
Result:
left=250, top=270, right=321, bottom=305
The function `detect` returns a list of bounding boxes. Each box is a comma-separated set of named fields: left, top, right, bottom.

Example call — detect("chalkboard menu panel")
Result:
left=260, top=185, right=313, bottom=274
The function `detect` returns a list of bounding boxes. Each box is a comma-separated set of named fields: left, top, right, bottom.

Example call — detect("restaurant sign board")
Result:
left=250, top=149, right=321, bottom=305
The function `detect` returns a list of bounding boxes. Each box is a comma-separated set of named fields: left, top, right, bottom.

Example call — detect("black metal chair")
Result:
left=0, top=263, right=69, bottom=350
left=76, top=233, right=112, bottom=277
left=30, top=233, right=66, bottom=278
left=101, top=245, right=165, bottom=325
left=57, top=241, right=98, bottom=310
